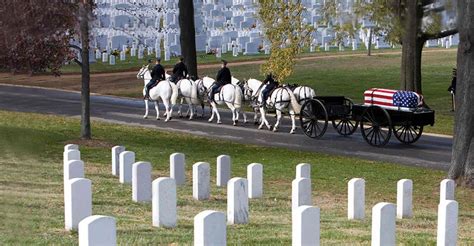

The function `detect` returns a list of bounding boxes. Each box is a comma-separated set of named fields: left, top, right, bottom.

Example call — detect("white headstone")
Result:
left=324, top=43, right=329, bottom=51
left=437, top=200, right=458, bottom=245
left=247, top=163, right=263, bottom=198
left=292, top=205, right=320, bottom=246
left=264, top=45, right=270, bottom=54
left=138, top=49, right=144, bottom=59
left=170, top=153, right=186, bottom=185
left=79, top=215, right=116, bottom=246
left=371, top=202, right=396, bottom=246
left=111, top=146, right=125, bottom=176
left=193, top=162, right=210, bottom=200
left=440, top=179, right=455, bottom=202
left=232, top=46, right=238, bottom=56
left=296, top=163, right=311, bottom=179
left=152, top=177, right=177, bottom=228
left=64, top=144, right=79, bottom=152
left=164, top=50, right=171, bottom=61
left=132, top=162, right=152, bottom=202
left=348, top=178, right=365, bottom=220
left=102, top=53, right=108, bottom=62
left=119, top=151, right=135, bottom=184
left=64, top=160, right=84, bottom=186
left=109, top=55, right=115, bottom=65
left=227, top=177, right=249, bottom=225
left=217, top=155, right=231, bottom=187
left=292, top=178, right=312, bottom=215
left=216, top=48, right=222, bottom=58
left=65, top=178, right=92, bottom=230
left=120, top=51, right=126, bottom=61
left=397, top=179, right=413, bottom=219
left=221, top=44, right=227, bottom=53
left=95, top=50, right=101, bottom=60
left=131, top=48, right=137, bottom=57
left=194, top=210, right=226, bottom=246
left=64, top=149, right=80, bottom=165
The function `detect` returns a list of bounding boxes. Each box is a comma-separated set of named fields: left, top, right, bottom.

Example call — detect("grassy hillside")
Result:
left=0, top=110, right=472, bottom=245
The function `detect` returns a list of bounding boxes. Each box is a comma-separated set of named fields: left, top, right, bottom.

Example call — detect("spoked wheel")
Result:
left=332, top=98, right=358, bottom=136
left=300, top=99, right=328, bottom=139
left=393, top=123, right=423, bottom=144
left=360, top=106, right=392, bottom=147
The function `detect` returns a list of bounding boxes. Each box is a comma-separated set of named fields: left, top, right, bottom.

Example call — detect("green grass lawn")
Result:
left=0, top=110, right=472, bottom=245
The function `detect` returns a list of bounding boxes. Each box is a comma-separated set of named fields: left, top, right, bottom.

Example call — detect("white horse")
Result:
left=176, top=78, right=204, bottom=120
left=196, top=76, right=246, bottom=125
left=244, top=78, right=301, bottom=134
left=137, top=65, right=178, bottom=122
left=293, top=85, right=316, bottom=104
left=235, top=79, right=261, bottom=125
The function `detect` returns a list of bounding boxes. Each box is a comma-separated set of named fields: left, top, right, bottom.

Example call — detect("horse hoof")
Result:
left=273, top=128, right=278, bottom=132
left=233, top=122, right=237, bottom=126
left=258, top=125, right=263, bottom=130
left=208, top=119, right=213, bottom=122
left=217, top=121, right=222, bottom=124
left=179, top=115, right=183, bottom=118
left=143, top=116, right=148, bottom=119
left=156, top=118, right=160, bottom=120
left=290, top=130, right=296, bottom=134
left=254, top=121, right=258, bottom=125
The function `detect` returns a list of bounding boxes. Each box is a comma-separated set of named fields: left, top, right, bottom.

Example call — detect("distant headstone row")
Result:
left=63, top=144, right=459, bottom=245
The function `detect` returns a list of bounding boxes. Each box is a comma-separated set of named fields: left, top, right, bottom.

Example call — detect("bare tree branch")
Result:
left=73, top=58, right=83, bottom=67
left=69, top=44, right=82, bottom=52
left=422, top=28, right=458, bottom=40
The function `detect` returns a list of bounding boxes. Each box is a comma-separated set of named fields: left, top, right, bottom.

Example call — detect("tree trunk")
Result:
left=367, top=28, right=372, bottom=56
left=79, top=2, right=91, bottom=139
left=448, top=0, right=474, bottom=188
left=400, top=0, right=424, bottom=93
left=178, top=0, right=197, bottom=78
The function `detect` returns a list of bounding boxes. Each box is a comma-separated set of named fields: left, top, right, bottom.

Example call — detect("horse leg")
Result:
left=144, top=99, right=149, bottom=119
left=208, top=103, right=216, bottom=122
left=253, top=107, right=259, bottom=125
left=273, top=110, right=282, bottom=132
left=178, top=98, right=183, bottom=118
left=258, top=107, right=271, bottom=130
left=163, top=100, right=171, bottom=122
left=226, top=103, right=237, bottom=126
left=289, top=109, right=296, bottom=134
left=242, top=109, right=247, bottom=124
left=189, top=103, right=194, bottom=120
left=201, top=102, right=205, bottom=118
left=154, top=101, right=160, bottom=120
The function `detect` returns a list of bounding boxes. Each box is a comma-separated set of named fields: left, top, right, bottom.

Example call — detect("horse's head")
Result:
left=231, top=76, right=239, bottom=85
left=242, top=79, right=254, bottom=100
left=137, top=65, right=148, bottom=79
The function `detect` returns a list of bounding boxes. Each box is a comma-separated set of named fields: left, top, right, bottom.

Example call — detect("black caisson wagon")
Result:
left=299, top=96, right=435, bottom=147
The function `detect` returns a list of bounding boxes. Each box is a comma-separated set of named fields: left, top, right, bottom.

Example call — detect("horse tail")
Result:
left=170, top=81, right=179, bottom=105
left=234, top=85, right=243, bottom=109
left=286, top=87, right=301, bottom=114
left=191, top=80, right=199, bottom=104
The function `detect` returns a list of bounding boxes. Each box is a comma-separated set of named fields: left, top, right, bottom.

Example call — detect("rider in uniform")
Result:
left=209, top=60, right=232, bottom=103
left=170, top=56, right=188, bottom=83
left=145, top=58, right=165, bottom=99
left=261, top=73, right=278, bottom=107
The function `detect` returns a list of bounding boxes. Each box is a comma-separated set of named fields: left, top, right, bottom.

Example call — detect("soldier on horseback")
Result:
left=170, top=56, right=188, bottom=83
left=209, top=60, right=232, bottom=103
left=144, top=58, right=165, bottom=99
left=261, top=73, right=279, bottom=107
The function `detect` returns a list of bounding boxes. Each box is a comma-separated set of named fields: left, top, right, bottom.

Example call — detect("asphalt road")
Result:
left=0, top=84, right=453, bottom=170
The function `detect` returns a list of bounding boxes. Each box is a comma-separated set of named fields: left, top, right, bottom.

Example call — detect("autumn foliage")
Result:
left=0, top=0, right=78, bottom=75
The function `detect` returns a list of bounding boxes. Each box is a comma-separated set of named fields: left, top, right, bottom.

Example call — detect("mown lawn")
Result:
left=0, top=110, right=472, bottom=245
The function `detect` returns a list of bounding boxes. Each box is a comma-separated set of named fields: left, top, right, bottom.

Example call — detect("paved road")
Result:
left=0, top=84, right=453, bottom=170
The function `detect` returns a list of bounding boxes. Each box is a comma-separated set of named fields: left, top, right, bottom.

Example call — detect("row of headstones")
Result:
left=63, top=144, right=264, bottom=245
left=64, top=145, right=459, bottom=245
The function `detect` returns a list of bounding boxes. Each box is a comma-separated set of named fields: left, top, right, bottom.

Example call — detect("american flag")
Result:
left=364, top=88, right=423, bottom=111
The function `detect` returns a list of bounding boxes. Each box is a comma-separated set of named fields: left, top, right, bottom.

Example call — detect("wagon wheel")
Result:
left=331, top=98, right=358, bottom=136
left=360, top=106, right=392, bottom=147
left=393, top=123, right=423, bottom=144
left=300, top=99, right=328, bottom=139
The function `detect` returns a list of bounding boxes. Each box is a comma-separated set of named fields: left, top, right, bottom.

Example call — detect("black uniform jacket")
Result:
left=172, top=62, right=188, bottom=78
left=151, top=64, right=166, bottom=81
left=216, top=67, right=232, bottom=85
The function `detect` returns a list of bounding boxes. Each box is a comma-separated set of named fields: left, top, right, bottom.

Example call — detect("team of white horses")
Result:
left=137, top=65, right=315, bottom=134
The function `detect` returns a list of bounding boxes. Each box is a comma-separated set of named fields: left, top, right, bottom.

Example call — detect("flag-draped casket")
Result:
left=364, top=88, right=423, bottom=111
